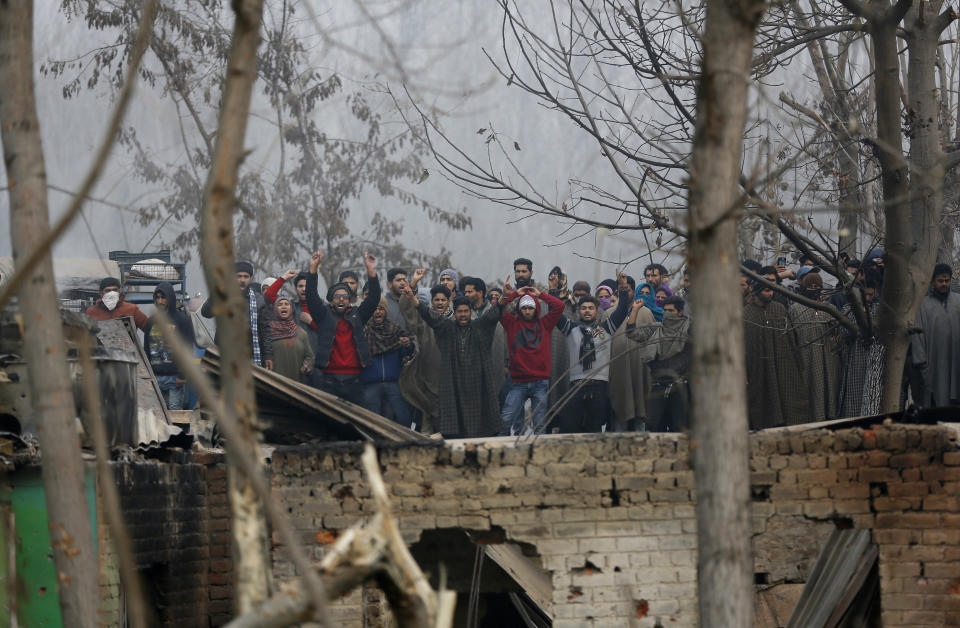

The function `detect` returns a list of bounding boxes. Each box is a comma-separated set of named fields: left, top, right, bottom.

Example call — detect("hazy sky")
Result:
left=1, top=1, right=827, bottom=299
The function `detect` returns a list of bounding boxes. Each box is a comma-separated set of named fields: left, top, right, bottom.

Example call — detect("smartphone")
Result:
left=777, top=256, right=787, bottom=266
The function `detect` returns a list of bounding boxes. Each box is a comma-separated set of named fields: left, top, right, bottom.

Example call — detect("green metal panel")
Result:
left=0, top=503, right=11, bottom=625
left=1, top=466, right=98, bottom=627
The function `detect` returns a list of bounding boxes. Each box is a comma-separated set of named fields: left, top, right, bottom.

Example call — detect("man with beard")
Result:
left=627, top=295, right=690, bottom=432
left=643, top=263, right=673, bottom=297
left=461, top=275, right=509, bottom=398
left=498, top=286, right=565, bottom=434
left=398, top=283, right=452, bottom=433
left=385, top=268, right=428, bottom=330
left=438, top=268, right=460, bottom=297
left=788, top=272, right=840, bottom=419
left=911, top=263, right=960, bottom=406
left=743, top=273, right=807, bottom=428
left=514, top=258, right=534, bottom=289
left=414, top=292, right=505, bottom=438
left=201, top=261, right=274, bottom=369
left=86, top=277, right=148, bottom=330
left=461, top=276, right=490, bottom=318
left=304, top=250, right=380, bottom=405
left=556, top=272, right=632, bottom=433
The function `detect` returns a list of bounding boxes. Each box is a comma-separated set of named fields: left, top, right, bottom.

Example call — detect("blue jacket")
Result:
left=361, top=345, right=412, bottom=384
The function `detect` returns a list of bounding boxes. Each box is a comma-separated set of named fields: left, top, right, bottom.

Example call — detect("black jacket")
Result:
left=305, top=271, right=381, bottom=369
left=144, top=282, right=196, bottom=376
left=200, top=285, right=274, bottom=361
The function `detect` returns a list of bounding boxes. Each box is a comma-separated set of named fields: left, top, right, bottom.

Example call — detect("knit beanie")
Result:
left=99, top=277, right=122, bottom=291
left=519, top=295, right=537, bottom=309
left=236, top=261, right=254, bottom=275
left=326, top=282, right=354, bottom=301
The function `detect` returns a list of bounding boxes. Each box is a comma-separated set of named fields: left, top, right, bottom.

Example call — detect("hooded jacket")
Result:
left=499, top=291, right=565, bottom=382
left=143, top=282, right=196, bottom=377
left=85, top=295, right=148, bottom=330
left=305, top=271, right=382, bottom=370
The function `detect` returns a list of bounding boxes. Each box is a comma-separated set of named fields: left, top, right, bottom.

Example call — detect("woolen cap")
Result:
left=236, top=261, right=254, bottom=275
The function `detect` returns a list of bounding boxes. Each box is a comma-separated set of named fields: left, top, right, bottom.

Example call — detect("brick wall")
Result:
left=270, top=424, right=960, bottom=628
left=106, top=451, right=233, bottom=627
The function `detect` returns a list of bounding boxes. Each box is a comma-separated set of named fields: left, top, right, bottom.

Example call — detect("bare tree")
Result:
left=831, top=0, right=957, bottom=411
left=198, top=0, right=272, bottom=612
left=51, top=0, right=470, bottom=284
left=687, top=0, right=765, bottom=622
left=0, top=1, right=97, bottom=624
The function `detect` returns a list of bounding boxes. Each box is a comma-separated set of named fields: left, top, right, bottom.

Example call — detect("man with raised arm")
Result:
left=555, top=270, right=632, bottom=433
left=499, top=285, right=565, bottom=435
left=412, top=288, right=505, bottom=438
left=304, top=250, right=381, bottom=405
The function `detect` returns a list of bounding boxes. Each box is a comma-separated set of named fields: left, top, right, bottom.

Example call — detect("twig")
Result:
left=740, top=266, right=858, bottom=333
left=0, top=0, right=157, bottom=311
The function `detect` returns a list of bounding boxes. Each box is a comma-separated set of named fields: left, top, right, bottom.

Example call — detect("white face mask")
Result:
left=102, top=291, right=120, bottom=311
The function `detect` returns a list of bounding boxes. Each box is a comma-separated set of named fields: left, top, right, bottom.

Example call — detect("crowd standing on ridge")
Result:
left=83, top=248, right=960, bottom=437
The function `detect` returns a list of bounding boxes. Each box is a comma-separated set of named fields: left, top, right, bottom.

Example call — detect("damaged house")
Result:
left=1, top=301, right=959, bottom=628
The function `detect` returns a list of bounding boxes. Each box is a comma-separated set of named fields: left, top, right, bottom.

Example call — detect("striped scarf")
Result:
left=248, top=288, right=261, bottom=366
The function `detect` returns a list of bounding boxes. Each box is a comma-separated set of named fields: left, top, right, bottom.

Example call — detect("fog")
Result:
left=1, top=1, right=827, bottom=299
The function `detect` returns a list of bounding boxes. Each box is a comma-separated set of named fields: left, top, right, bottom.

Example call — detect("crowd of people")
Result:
left=81, top=247, right=960, bottom=438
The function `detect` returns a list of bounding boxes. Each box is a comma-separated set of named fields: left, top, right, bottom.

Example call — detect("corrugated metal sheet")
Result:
left=787, top=528, right=877, bottom=628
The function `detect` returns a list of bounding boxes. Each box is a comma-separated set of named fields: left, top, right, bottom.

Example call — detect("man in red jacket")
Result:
left=499, top=285, right=564, bottom=435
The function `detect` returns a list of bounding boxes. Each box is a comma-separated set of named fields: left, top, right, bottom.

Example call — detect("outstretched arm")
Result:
left=356, top=252, right=382, bottom=324
left=305, top=252, right=329, bottom=325
left=604, top=278, right=632, bottom=332
left=416, top=301, right=447, bottom=329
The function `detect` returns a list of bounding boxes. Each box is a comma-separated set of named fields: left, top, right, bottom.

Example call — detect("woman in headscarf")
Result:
left=634, top=282, right=664, bottom=321
left=270, top=297, right=315, bottom=383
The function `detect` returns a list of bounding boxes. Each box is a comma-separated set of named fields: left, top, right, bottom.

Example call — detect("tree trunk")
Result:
left=877, top=4, right=946, bottom=412
left=199, top=0, right=271, bottom=613
left=687, top=0, right=765, bottom=624
left=866, top=11, right=911, bottom=413
left=0, top=2, right=98, bottom=625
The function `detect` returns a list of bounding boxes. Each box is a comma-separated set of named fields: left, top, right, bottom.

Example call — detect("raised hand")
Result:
left=401, top=285, right=418, bottom=302
left=282, top=269, right=298, bottom=281
left=615, top=267, right=628, bottom=289
left=363, top=251, right=377, bottom=276
left=309, top=251, right=324, bottom=273
left=411, top=267, right=427, bottom=289
left=503, top=274, right=513, bottom=294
